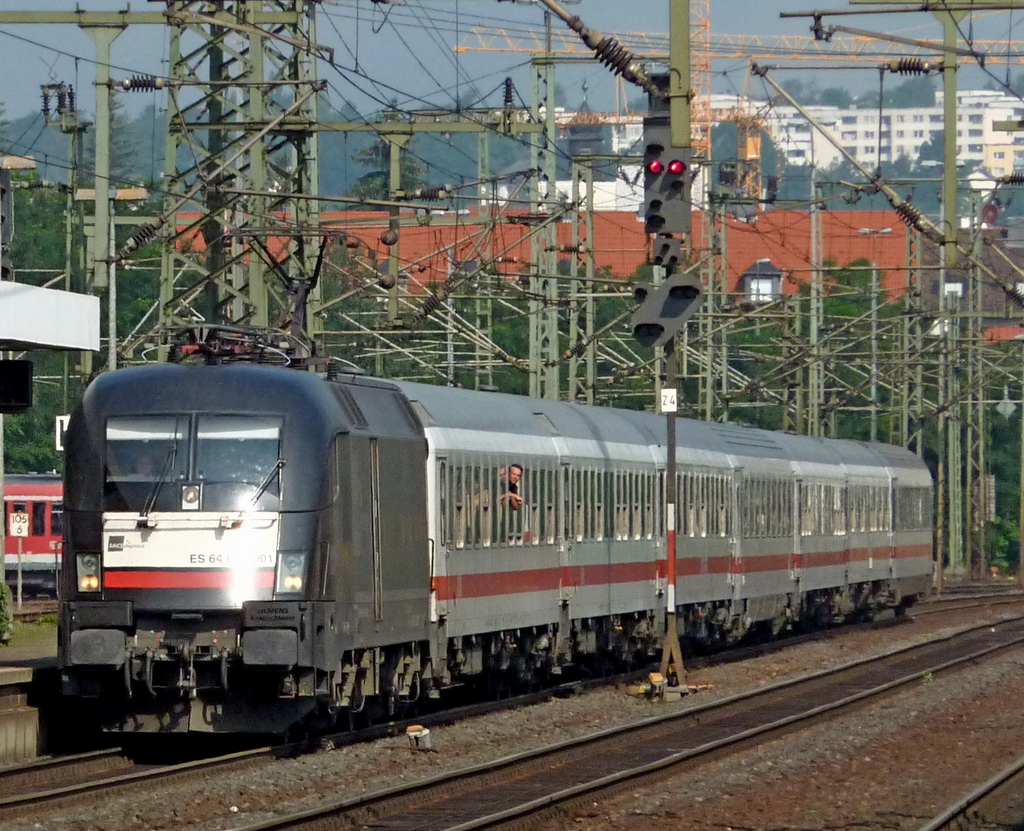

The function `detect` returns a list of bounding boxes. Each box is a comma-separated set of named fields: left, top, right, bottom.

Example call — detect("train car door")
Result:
left=729, top=467, right=743, bottom=603
left=557, top=462, right=575, bottom=606
left=430, top=455, right=450, bottom=622
left=886, top=476, right=898, bottom=579
left=791, top=477, right=804, bottom=582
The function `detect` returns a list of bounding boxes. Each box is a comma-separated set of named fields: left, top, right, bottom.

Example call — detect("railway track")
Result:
left=214, top=615, right=1024, bottom=831
left=9, top=615, right=1016, bottom=830
left=3, top=597, right=1018, bottom=825
left=914, top=590, right=1024, bottom=616
left=917, top=753, right=1024, bottom=830
left=0, top=744, right=282, bottom=818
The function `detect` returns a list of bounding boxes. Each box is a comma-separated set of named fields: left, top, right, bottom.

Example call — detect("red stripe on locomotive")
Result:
left=104, top=569, right=275, bottom=590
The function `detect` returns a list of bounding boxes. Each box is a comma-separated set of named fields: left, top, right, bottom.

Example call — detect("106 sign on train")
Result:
left=3, top=474, right=63, bottom=596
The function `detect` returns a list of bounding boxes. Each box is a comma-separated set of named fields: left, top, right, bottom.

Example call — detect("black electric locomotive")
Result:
left=59, top=362, right=934, bottom=735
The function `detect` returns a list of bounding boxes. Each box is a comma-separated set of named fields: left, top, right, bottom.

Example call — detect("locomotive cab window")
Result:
left=104, top=416, right=189, bottom=512
left=196, top=416, right=283, bottom=511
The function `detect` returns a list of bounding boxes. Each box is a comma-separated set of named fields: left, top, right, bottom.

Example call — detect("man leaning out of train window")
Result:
left=499, top=464, right=524, bottom=511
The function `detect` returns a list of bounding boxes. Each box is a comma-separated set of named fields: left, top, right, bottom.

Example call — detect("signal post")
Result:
left=632, top=111, right=700, bottom=690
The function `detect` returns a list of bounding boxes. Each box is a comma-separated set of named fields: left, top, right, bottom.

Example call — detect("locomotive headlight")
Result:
left=77, top=553, right=101, bottom=592
left=275, top=551, right=307, bottom=595
left=181, top=483, right=202, bottom=511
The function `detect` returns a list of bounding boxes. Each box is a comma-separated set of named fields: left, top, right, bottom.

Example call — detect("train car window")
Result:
left=657, top=470, right=665, bottom=539
left=562, top=467, right=571, bottom=543
left=438, top=461, right=448, bottom=547
left=623, top=472, right=630, bottom=540
left=546, top=468, right=556, bottom=545
left=511, top=465, right=526, bottom=546
left=596, top=471, right=607, bottom=541
left=540, top=467, right=551, bottom=545
left=487, top=464, right=498, bottom=548
left=497, top=465, right=510, bottom=546
left=51, top=501, right=64, bottom=537
left=818, top=485, right=827, bottom=536
left=572, top=469, right=583, bottom=543
left=195, top=416, right=283, bottom=511
left=622, top=470, right=630, bottom=540
left=466, top=463, right=476, bottom=547
left=714, top=474, right=723, bottom=537
left=693, top=473, right=700, bottom=538
left=831, top=484, right=839, bottom=535
left=31, top=502, right=45, bottom=536
left=682, top=472, right=692, bottom=538
left=723, top=475, right=733, bottom=537
left=788, top=482, right=795, bottom=536
left=470, top=465, right=481, bottom=548
left=453, top=465, right=465, bottom=549
left=614, top=471, right=625, bottom=541
left=529, top=468, right=541, bottom=546
left=610, top=472, right=619, bottom=541
left=585, top=469, right=595, bottom=541
left=642, top=474, right=651, bottom=540
left=800, top=484, right=812, bottom=536
left=105, top=416, right=189, bottom=512
left=632, top=473, right=642, bottom=540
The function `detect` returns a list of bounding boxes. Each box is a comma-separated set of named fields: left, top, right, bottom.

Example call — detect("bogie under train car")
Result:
left=59, top=365, right=933, bottom=734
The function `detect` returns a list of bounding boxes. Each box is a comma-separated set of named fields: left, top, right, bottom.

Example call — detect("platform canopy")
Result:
left=0, top=282, right=100, bottom=351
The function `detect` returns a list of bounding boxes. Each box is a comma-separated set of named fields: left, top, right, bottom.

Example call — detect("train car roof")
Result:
left=388, top=379, right=930, bottom=478
left=5, top=473, right=61, bottom=484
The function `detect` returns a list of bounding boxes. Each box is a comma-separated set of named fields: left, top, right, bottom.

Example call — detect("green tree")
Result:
left=918, top=130, right=944, bottom=163
left=818, top=87, right=852, bottom=108
left=81, top=90, right=141, bottom=188
left=350, top=137, right=426, bottom=202
left=889, top=77, right=936, bottom=108
left=1012, top=72, right=1024, bottom=99
left=780, top=78, right=820, bottom=105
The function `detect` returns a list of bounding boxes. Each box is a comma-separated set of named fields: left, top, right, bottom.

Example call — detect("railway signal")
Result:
left=641, top=117, right=691, bottom=276
left=630, top=273, right=704, bottom=349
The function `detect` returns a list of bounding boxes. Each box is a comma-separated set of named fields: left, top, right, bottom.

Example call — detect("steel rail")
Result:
left=916, top=753, right=1024, bottom=831
left=222, top=617, right=1024, bottom=831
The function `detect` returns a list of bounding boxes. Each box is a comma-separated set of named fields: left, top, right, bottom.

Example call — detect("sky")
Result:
left=0, top=0, right=1019, bottom=130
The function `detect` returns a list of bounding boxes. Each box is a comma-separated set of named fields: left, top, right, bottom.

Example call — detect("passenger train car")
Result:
left=3, top=474, right=63, bottom=595
left=58, top=364, right=933, bottom=735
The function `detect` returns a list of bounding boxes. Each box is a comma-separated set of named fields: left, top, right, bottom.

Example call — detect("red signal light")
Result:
left=647, top=159, right=665, bottom=175
left=667, top=159, right=686, bottom=175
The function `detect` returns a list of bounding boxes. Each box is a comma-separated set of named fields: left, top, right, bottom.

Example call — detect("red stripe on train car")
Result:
left=432, top=542, right=934, bottom=601
left=104, top=570, right=275, bottom=589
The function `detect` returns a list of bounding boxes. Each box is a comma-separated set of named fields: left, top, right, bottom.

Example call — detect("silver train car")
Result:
left=58, top=364, right=933, bottom=734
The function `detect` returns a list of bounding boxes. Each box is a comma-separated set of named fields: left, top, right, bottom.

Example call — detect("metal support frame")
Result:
left=568, top=157, right=596, bottom=404
left=157, top=1, right=323, bottom=350
left=529, top=41, right=560, bottom=400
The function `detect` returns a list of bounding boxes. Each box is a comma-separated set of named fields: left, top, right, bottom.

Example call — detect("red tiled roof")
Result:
left=175, top=208, right=910, bottom=294
left=984, top=324, right=1024, bottom=343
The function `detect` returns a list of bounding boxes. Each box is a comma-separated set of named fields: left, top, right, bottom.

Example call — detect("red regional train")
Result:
left=3, top=474, right=64, bottom=596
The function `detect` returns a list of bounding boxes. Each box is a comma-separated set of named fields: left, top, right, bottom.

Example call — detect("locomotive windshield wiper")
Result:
left=250, top=458, right=286, bottom=507
left=140, top=444, right=178, bottom=523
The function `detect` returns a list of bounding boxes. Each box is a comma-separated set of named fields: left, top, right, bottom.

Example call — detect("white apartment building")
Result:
left=760, top=90, right=1024, bottom=175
